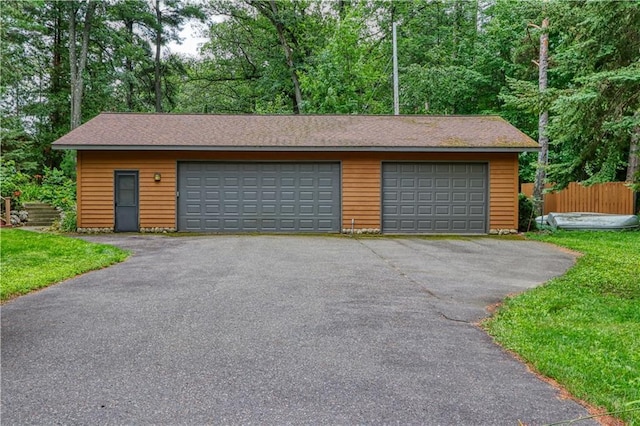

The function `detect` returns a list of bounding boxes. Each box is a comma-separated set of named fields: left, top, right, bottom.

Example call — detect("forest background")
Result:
left=1, top=0, right=639, bottom=194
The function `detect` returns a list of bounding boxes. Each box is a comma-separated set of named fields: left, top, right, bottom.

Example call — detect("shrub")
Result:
left=51, top=207, right=77, bottom=233
left=0, top=159, right=30, bottom=209
left=60, top=207, right=77, bottom=232
left=39, top=168, right=76, bottom=211
left=518, top=193, right=538, bottom=232
left=19, top=182, right=45, bottom=202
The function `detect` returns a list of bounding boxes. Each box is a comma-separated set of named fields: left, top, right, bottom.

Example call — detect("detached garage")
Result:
left=52, top=113, right=539, bottom=234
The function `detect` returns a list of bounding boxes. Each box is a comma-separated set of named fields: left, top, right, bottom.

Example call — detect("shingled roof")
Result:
left=52, top=113, right=539, bottom=152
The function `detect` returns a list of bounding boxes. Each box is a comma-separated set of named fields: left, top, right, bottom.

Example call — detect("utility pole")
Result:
left=392, top=21, right=399, bottom=115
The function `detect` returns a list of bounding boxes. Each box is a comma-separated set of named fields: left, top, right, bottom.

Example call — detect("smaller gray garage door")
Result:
left=382, top=162, right=487, bottom=233
left=178, top=162, right=341, bottom=232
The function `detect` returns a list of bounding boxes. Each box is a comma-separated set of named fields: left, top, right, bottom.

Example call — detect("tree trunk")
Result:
left=267, top=0, right=303, bottom=114
left=51, top=3, right=64, bottom=129
left=69, top=5, right=78, bottom=128
left=154, top=0, right=163, bottom=113
left=627, top=114, right=639, bottom=183
left=125, top=18, right=134, bottom=111
left=69, top=0, right=96, bottom=130
left=533, top=17, right=549, bottom=213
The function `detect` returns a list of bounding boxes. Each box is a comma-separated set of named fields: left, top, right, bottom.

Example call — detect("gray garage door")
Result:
left=178, top=162, right=341, bottom=232
left=382, top=162, right=487, bottom=233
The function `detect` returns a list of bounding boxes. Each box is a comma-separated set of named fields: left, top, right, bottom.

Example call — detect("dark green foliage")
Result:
left=0, top=159, right=30, bottom=209
left=38, top=168, right=76, bottom=212
left=59, top=208, right=77, bottom=232
left=518, top=193, right=538, bottom=232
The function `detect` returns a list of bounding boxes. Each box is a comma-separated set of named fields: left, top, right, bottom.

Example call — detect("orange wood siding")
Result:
left=78, top=151, right=176, bottom=229
left=77, top=151, right=520, bottom=231
left=487, top=154, right=519, bottom=230
left=342, top=158, right=381, bottom=230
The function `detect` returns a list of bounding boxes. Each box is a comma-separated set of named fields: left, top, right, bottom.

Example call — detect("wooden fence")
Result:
left=521, top=182, right=637, bottom=215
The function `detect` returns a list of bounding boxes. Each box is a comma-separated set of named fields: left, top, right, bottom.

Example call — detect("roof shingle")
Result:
left=52, top=113, right=539, bottom=152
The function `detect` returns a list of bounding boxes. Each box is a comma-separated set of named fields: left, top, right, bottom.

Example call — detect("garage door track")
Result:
left=1, top=235, right=595, bottom=425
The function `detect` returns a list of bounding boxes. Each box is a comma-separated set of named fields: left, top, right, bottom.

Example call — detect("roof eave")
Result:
left=52, top=144, right=540, bottom=153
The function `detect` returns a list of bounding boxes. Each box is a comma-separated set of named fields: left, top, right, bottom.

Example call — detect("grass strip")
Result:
left=484, top=230, right=640, bottom=425
left=0, top=229, right=129, bottom=301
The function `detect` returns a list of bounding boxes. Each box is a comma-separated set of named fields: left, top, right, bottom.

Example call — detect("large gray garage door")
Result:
left=178, top=162, right=341, bottom=232
left=382, top=162, right=487, bottom=233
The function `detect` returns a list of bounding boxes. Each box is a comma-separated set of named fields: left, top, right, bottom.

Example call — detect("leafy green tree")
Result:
left=547, top=1, right=640, bottom=186
left=150, top=0, right=205, bottom=112
left=300, top=2, right=390, bottom=114
left=1, top=0, right=70, bottom=174
left=186, top=0, right=332, bottom=114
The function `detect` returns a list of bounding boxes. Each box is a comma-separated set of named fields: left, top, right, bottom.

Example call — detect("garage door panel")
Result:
left=452, top=178, right=468, bottom=188
left=262, top=191, right=277, bottom=201
left=280, top=191, right=294, bottom=201
left=418, top=178, right=433, bottom=188
left=383, top=192, right=398, bottom=202
left=187, top=204, right=201, bottom=214
left=382, top=162, right=487, bottom=234
left=470, top=164, right=485, bottom=173
left=470, top=178, right=485, bottom=188
left=436, top=206, right=450, bottom=215
left=435, top=220, right=451, bottom=231
left=452, top=164, right=468, bottom=173
left=452, top=221, right=469, bottom=230
left=281, top=204, right=295, bottom=214
left=204, top=205, right=219, bottom=214
left=278, top=219, right=297, bottom=229
left=280, top=177, right=295, bottom=187
left=417, top=220, right=432, bottom=229
left=186, top=177, right=201, bottom=187
left=186, top=219, right=201, bottom=228
left=401, top=192, right=415, bottom=201
left=383, top=205, right=398, bottom=215
left=243, top=219, right=258, bottom=230
left=243, top=205, right=258, bottom=214
left=452, top=206, right=468, bottom=215
left=179, top=162, right=340, bottom=232
left=436, top=179, right=451, bottom=188
left=300, top=178, right=314, bottom=187
left=205, top=190, right=220, bottom=200
left=300, top=205, right=314, bottom=214
left=469, top=206, right=485, bottom=216
left=204, top=219, right=219, bottom=228
left=262, top=204, right=276, bottom=214
left=452, top=192, right=468, bottom=202
left=261, top=219, right=277, bottom=230
left=469, top=221, right=485, bottom=231
left=243, top=177, right=258, bottom=186
left=262, top=177, right=277, bottom=187
left=401, top=205, right=416, bottom=215
left=436, top=192, right=450, bottom=202
left=469, top=192, right=485, bottom=202
left=318, top=178, right=333, bottom=187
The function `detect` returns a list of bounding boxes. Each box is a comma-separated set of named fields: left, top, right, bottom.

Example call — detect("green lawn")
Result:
left=0, top=229, right=129, bottom=301
left=484, top=230, right=640, bottom=424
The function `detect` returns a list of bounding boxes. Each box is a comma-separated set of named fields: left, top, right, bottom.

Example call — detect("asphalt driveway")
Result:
left=1, top=235, right=595, bottom=425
